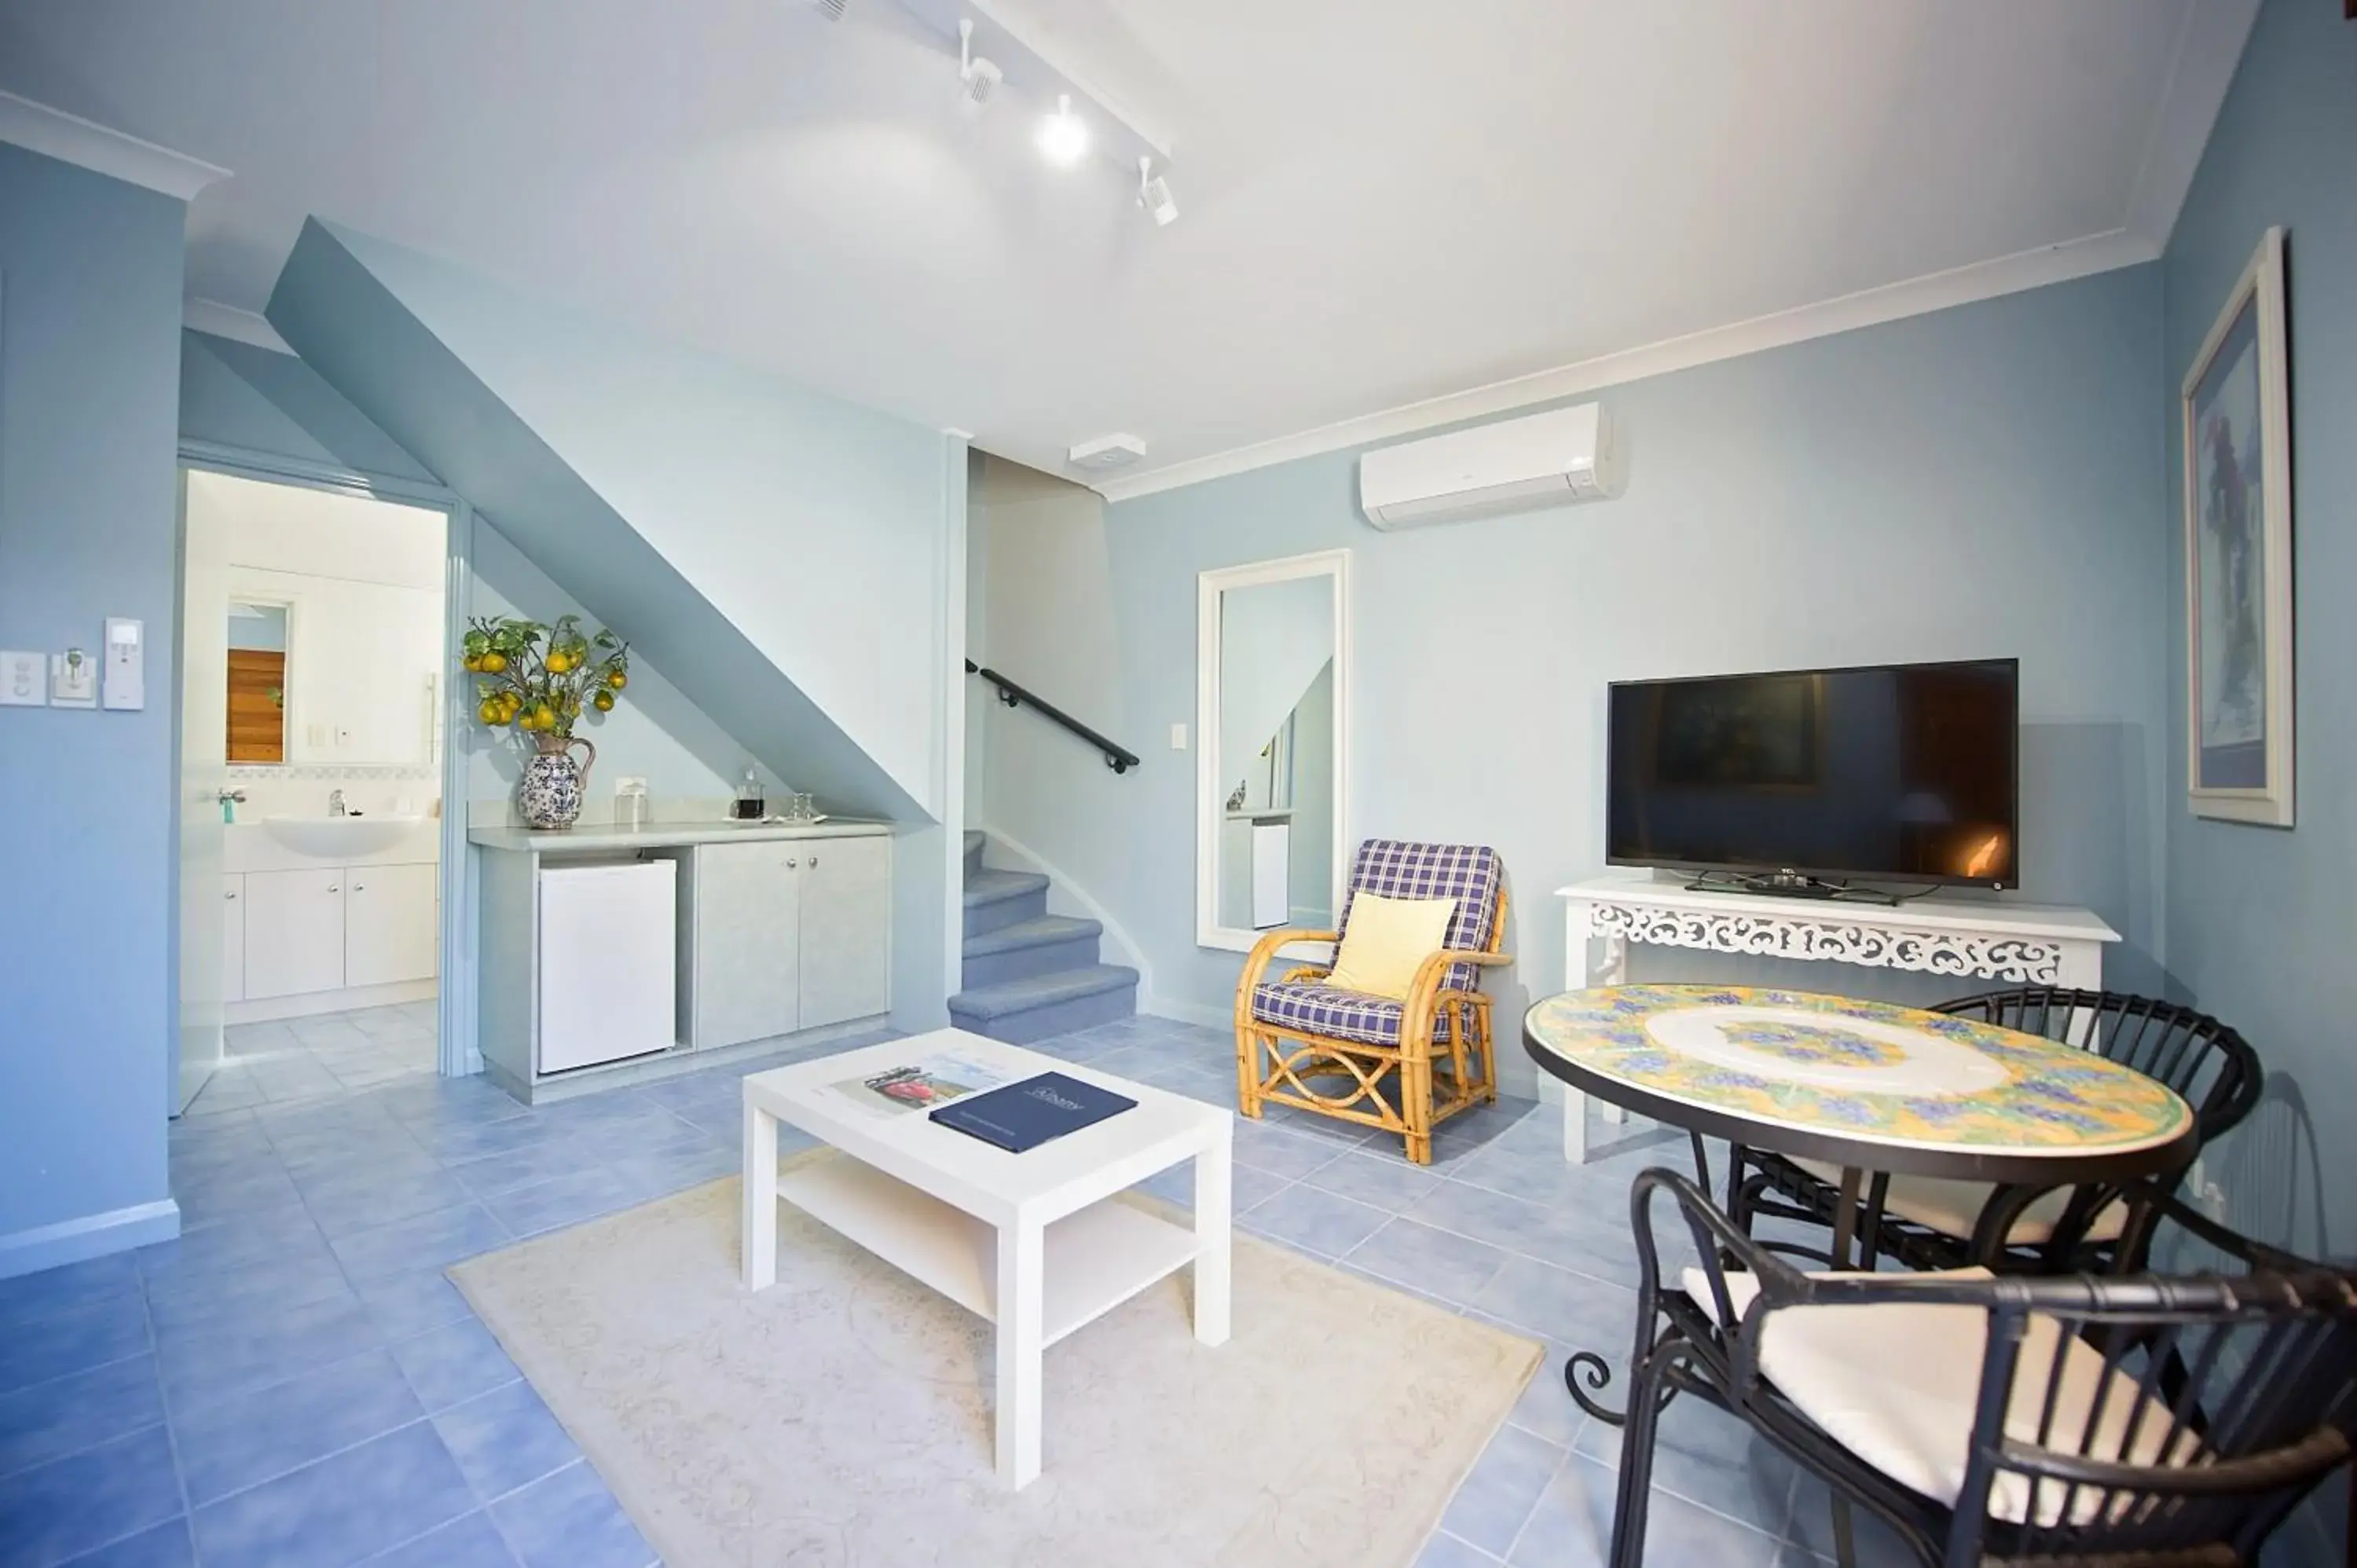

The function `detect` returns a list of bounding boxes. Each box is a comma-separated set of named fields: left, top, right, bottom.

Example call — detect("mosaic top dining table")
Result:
left=1520, top=983, right=2198, bottom=1423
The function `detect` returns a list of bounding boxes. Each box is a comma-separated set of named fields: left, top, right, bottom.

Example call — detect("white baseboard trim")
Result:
left=229, top=978, right=436, bottom=1025
left=1138, top=994, right=1229, bottom=1031
left=0, top=1198, right=181, bottom=1281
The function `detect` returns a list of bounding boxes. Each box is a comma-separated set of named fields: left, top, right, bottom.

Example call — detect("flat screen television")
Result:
left=1606, top=658, right=2019, bottom=892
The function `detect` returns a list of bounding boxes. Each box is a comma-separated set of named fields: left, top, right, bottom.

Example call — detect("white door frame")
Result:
left=176, top=438, right=480, bottom=1079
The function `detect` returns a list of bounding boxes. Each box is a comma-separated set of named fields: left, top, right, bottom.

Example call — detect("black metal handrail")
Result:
left=965, top=659, right=1139, bottom=774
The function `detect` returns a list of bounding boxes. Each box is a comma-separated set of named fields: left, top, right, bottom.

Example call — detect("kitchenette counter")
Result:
left=467, top=818, right=893, bottom=855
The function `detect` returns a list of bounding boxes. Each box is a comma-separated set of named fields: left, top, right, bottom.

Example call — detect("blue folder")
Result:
left=929, top=1072, right=1136, bottom=1152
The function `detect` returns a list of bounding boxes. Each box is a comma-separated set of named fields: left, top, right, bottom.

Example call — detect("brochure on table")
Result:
left=829, top=1050, right=1021, bottom=1116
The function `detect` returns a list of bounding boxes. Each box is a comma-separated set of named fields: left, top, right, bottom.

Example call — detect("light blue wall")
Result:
left=267, top=220, right=954, bottom=823
left=176, top=328, right=778, bottom=815
left=264, top=221, right=967, bottom=1028
left=181, top=328, right=438, bottom=484
left=0, top=145, right=189, bottom=1275
left=1010, top=268, right=2172, bottom=1095
left=2161, top=0, right=2357, bottom=1283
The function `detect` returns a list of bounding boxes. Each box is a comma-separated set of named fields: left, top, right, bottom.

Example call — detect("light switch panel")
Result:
left=102, top=617, right=145, bottom=710
left=1168, top=723, right=1188, bottom=751
left=50, top=650, right=97, bottom=709
left=0, top=651, right=43, bottom=707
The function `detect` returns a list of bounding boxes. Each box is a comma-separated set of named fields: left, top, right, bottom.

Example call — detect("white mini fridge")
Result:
left=537, top=858, right=677, bottom=1074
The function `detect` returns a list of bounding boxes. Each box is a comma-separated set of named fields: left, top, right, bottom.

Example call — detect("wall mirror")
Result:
left=1197, top=549, right=1350, bottom=953
left=189, top=468, right=449, bottom=771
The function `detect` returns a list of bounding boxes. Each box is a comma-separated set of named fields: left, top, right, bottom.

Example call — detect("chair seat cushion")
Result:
left=1250, top=980, right=1457, bottom=1046
left=1680, top=1266, right=2183, bottom=1526
left=1790, top=1158, right=2129, bottom=1247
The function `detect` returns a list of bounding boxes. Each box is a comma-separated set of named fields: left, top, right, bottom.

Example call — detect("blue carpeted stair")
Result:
left=948, top=830, right=1138, bottom=1043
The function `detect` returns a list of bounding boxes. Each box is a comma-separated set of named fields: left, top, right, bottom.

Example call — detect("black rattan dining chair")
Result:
left=1611, top=1167, right=2355, bottom=1568
left=1728, top=988, right=2263, bottom=1274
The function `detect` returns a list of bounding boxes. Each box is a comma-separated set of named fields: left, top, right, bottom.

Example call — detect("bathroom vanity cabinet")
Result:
left=470, top=819, right=895, bottom=1104
left=223, top=823, right=442, bottom=1019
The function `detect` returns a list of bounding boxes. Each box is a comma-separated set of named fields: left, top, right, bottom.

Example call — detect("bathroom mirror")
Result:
left=1197, top=549, right=1349, bottom=953
left=207, top=476, right=449, bottom=771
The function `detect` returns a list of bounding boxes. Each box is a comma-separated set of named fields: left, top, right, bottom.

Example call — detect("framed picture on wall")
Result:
left=2181, top=225, right=2295, bottom=827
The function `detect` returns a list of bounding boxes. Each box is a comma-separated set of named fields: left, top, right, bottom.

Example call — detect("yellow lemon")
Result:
left=478, top=700, right=501, bottom=724
left=606, top=670, right=627, bottom=690
left=593, top=690, right=615, bottom=712
left=481, top=651, right=508, bottom=673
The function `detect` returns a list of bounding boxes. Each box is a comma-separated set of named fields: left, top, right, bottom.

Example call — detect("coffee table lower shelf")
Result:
left=777, top=1155, right=1200, bottom=1346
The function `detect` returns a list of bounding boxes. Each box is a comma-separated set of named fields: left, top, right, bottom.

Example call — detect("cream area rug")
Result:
left=449, top=1150, right=1541, bottom=1568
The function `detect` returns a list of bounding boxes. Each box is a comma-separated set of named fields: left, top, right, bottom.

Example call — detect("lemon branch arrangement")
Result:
left=462, top=614, right=629, bottom=738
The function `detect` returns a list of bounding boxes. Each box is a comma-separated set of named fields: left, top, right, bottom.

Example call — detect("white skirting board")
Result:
left=0, top=1198, right=180, bottom=1281
left=227, top=977, right=435, bottom=1025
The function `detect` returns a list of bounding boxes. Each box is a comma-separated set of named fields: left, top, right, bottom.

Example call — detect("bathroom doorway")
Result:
left=176, top=462, right=464, bottom=1116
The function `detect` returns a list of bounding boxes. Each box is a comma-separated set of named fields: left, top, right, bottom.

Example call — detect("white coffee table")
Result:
left=739, top=1028, right=1233, bottom=1489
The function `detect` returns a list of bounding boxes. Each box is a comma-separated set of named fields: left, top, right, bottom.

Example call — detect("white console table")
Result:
left=1554, top=871, right=2121, bottom=1162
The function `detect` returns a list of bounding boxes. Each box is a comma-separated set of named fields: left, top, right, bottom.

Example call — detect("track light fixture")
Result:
left=956, top=20, right=1002, bottom=108
left=1036, top=93, right=1088, bottom=167
left=1138, top=156, right=1178, bottom=226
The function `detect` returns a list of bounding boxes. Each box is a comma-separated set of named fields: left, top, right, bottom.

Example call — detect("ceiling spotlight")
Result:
left=1138, top=156, right=1178, bottom=226
left=1036, top=93, right=1088, bottom=167
left=810, top=0, right=848, bottom=18
left=956, top=20, right=1002, bottom=108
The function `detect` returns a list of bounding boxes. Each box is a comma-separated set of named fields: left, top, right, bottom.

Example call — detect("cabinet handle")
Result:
left=353, top=884, right=366, bottom=892
left=786, top=859, right=799, bottom=870
left=327, top=885, right=339, bottom=893
left=225, top=891, right=237, bottom=900
left=808, top=855, right=819, bottom=867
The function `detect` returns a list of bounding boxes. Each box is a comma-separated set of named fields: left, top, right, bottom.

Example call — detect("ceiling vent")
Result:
left=1069, top=433, right=1147, bottom=471
left=810, top=0, right=849, bottom=19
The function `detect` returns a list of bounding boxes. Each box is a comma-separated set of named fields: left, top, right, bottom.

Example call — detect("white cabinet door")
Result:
left=797, top=836, right=893, bottom=1030
left=222, top=875, right=247, bottom=1004
left=243, top=868, right=347, bottom=998
left=346, top=863, right=438, bottom=988
left=691, top=841, right=801, bottom=1050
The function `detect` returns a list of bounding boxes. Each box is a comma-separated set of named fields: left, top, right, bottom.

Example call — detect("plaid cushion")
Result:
left=1249, top=979, right=1454, bottom=1046
left=1334, top=840, right=1503, bottom=992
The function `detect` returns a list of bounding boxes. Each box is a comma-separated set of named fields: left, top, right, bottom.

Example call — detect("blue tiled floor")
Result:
left=0, top=1010, right=1875, bottom=1568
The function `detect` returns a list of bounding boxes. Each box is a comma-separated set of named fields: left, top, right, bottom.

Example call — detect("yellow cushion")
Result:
left=1322, top=894, right=1457, bottom=1000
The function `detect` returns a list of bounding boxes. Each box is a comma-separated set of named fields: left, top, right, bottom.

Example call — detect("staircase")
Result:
left=948, top=830, right=1138, bottom=1043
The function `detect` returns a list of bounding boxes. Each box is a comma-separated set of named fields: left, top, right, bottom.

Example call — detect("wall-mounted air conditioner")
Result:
left=1357, top=403, right=1624, bottom=530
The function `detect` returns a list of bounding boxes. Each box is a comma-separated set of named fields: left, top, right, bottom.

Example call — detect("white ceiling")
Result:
left=0, top=0, right=2254, bottom=496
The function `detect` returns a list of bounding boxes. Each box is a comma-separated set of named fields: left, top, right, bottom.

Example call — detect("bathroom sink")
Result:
left=262, top=815, right=425, bottom=859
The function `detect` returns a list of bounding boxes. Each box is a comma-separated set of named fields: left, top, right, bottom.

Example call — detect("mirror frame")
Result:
left=1195, top=548, right=1351, bottom=954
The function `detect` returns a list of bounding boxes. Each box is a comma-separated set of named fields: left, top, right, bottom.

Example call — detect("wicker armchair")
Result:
left=1730, top=988, right=2263, bottom=1274
left=1233, top=840, right=1509, bottom=1164
left=1612, top=1167, right=2355, bottom=1568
